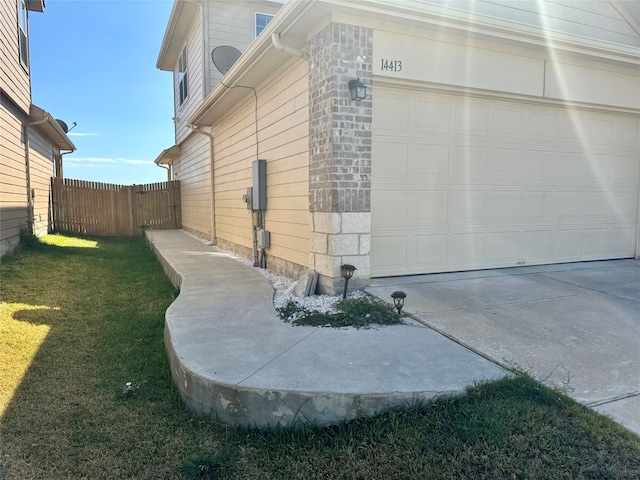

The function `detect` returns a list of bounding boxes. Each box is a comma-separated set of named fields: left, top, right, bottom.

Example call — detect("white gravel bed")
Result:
left=183, top=231, right=363, bottom=314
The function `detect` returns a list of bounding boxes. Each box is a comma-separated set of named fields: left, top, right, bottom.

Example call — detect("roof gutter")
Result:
left=271, top=32, right=309, bottom=60
left=189, top=0, right=316, bottom=127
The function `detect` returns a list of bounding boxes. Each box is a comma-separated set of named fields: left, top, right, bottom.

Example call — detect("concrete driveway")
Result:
left=366, top=260, right=640, bottom=436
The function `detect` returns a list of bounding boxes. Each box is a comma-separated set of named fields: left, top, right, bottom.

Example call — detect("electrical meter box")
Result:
left=242, top=187, right=253, bottom=210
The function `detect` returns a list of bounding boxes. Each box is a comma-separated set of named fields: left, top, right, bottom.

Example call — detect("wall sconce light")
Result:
left=340, top=264, right=357, bottom=299
left=391, top=291, right=407, bottom=315
left=348, top=78, right=366, bottom=101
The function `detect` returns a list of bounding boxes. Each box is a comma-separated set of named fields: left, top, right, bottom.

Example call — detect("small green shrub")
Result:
left=19, top=228, right=40, bottom=250
left=278, top=295, right=402, bottom=328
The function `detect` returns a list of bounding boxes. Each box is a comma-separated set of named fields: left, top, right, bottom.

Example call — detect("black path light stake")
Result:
left=340, top=264, right=357, bottom=299
left=391, top=291, right=407, bottom=315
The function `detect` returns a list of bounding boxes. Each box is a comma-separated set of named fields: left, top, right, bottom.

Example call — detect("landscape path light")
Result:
left=391, top=291, right=407, bottom=315
left=340, top=264, right=357, bottom=299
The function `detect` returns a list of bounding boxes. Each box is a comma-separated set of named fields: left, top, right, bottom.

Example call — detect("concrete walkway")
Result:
left=366, top=260, right=640, bottom=436
left=146, top=229, right=507, bottom=428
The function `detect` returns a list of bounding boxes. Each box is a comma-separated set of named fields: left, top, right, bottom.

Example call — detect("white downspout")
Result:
left=188, top=124, right=216, bottom=244
left=24, top=115, right=49, bottom=234
left=271, top=32, right=309, bottom=60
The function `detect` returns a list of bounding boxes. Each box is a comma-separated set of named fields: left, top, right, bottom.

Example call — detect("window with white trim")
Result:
left=17, top=0, right=29, bottom=69
left=255, top=12, right=274, bottom=38
left=178, top=46, right=188, bottom=105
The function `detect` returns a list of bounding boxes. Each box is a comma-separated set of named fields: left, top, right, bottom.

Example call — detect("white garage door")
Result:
left=371, top=87, right=639, bottom=277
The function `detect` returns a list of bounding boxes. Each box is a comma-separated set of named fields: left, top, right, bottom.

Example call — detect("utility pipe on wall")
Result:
left=271, top=33, right=308, bottom=60
left=188, top=124, right=216, bottom=244
left=24, top=114, right=50, bottom=234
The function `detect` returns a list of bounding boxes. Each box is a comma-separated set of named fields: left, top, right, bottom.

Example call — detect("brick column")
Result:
left=309, top=23, right=373, bottom=294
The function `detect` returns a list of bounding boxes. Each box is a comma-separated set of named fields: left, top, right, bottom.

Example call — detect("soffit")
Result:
left=26, top=0, right=44, bottom=12
left=157, top=1, right=200, bottom=71
left=154, top=145, right=181, bottom=165
left=29, top=104, right=76, bottom=151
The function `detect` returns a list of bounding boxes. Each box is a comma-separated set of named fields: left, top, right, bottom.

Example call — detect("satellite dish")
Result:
left=56, top=119, right=69, bottom=133
left=211, top=45, right=242, bottom=74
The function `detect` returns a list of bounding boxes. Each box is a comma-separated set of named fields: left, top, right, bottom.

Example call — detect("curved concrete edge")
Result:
left=146, top=230, right=508, bottom=428
left=164, top=325, right=457, bottom=428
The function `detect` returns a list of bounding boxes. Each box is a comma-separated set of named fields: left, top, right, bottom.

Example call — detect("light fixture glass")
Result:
left=348, top=79, right=366, bottom=101
left=340, top=264, right=357, bottom=299
left=391, top=291, right=407, bottom=315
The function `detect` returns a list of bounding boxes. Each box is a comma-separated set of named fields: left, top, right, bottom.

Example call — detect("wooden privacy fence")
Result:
left=51, top=178, right=181, bottom=237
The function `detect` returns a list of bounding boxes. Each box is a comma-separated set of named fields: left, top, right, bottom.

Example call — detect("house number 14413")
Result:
left=380, top=59, right=402, bottom=72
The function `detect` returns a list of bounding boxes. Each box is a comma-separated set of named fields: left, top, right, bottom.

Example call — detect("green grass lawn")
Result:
left=1, top=234, right=639, bottom=480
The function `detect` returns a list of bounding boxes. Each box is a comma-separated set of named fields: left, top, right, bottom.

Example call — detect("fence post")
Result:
left=127, top=186, right=134, bottom=237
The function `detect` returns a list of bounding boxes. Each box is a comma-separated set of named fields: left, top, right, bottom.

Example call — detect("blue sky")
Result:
left=29, top=0, right=175, bottom=185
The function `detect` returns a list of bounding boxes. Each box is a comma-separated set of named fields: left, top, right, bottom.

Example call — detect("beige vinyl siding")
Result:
left=212, top=59, right=309, bottom=271
left=205, top=1, right=282, bottom=95
left=174, top=7, right=204, bottom=145
left=0, top=0, right=31, bottom=113
left=174, top=133, right=211, bottom=239
left=28, top=126, right=55, bottom=237
left=0, top=98, right=28, bottom=255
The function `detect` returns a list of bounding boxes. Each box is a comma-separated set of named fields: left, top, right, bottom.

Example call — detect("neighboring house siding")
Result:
left=0, top=97, right=28, bottom=255
left=174, top=132, right=212, bottom=239
left=213, top=59, right=309, bottom=275
left=174, top=7, right=204, bottom=145
left=28, top=126, right=55, bottom=237
left=205, top=1, right=281, bottom=96
left=0, top=0, right=31, bottom=114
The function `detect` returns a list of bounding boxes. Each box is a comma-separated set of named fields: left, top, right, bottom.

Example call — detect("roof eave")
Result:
left=26, top=0, right=44, bottom=12
left=154, top=145, right=181, bottom=165
left=156, top=1, right=200, bottom=71
left=189, top=0, right=316, bottom=127
left=29, top=104, right=76, bottom=151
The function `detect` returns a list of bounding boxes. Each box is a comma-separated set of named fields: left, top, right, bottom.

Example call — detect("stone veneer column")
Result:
left=309, top=23, right=373, bottom=294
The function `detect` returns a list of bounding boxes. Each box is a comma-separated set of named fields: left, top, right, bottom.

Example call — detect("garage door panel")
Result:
left=414, top=98, right=451, bottom=134
left=616, top=119, right=639, bottom=148
left=409, top=234, right=448, bottom=271
left=521, top=229, right=555, bottom=262
left=412, top=190, right=448, bottom=224
left=454, top=101, right=490, bottom=137
left=486, top=191, right=521, bottom=224
left=556, top=190, right=585, bottom=222
left=375, top=141, right=408, bottom=179
left=450, top=232, right=486, bottom=268
left=409, top=143, right=450, bottom=180
left=527, top=109, right=556, bottom=141
left=487, top=148, right=524, bottom=183
left=589, top=116, right=617, bottom=146
left=375, top=93, right=410, bottom=133
left=372, top=87, right=639, bottom=277
left=452, top=146, right=488, bottom=180
left=582, top=228, right=610, bottom=257
left=492, top=105, right=526, bottom=140
left=604, top=155, right=638, bottom=185
left=525, top=150, right=557, bottom=182
left=372, top=189, right=407, bottom=229
left=586, top=190, right=637, bottom=222
left=554, top=229, right=583, bottom=260
left=450, top=190, right=486, bottom=225
left=609, top=227, right=636, bottom=256
left=486, top=231, right=520, bottom=263
left=557, top=152, right=586, bottom=182
left=371, top=236, right=407, bottom=274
